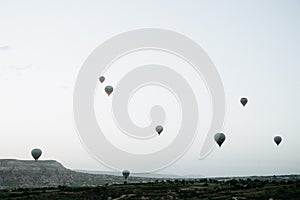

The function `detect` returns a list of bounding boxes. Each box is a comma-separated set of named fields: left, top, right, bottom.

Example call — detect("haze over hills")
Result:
left=0, top=159, right=155, bottom=189
left=75, top=169, right=204, bottom=179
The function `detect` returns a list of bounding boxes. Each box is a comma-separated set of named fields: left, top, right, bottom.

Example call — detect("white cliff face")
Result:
left=0, top=159, right=67, bottom=171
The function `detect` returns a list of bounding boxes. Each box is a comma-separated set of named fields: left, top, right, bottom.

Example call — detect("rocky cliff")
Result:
left=0, top=159, right=148, bottom=189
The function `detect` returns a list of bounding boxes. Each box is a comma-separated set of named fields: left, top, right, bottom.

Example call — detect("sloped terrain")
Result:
left=0, top=159, right=152, bottom=189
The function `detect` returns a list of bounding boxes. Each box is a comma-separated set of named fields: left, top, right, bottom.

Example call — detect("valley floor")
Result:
left=0, top=178, right=299, bottom=199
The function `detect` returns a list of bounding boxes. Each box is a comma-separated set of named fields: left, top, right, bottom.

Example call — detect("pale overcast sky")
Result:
left=0, top=0, right=299, bottom=177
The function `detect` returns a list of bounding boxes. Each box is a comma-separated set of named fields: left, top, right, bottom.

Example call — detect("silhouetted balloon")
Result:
left=156, top=125, right=163, bottom=135
left=240, top=97, right=248, bottom=107
left=99, top=76, right=105, bottom=83
left=274, top=136, right=282, bottom=146
left=31, top=148, right=42, bottom=161
left=105, top=86, right=113, bottom=96
left=122, top=170, right=130, bottom=180
left=214, top=133, right=226, bottom=147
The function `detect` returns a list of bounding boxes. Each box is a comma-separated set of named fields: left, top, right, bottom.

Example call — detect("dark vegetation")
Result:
left=0, top=177, right=299, bottom=199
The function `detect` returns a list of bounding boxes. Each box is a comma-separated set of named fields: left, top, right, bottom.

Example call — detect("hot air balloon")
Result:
left=122, top=170, right=130, bottom=180
left=240, top=97, right=248, bottom=107
left=105, top=85, right=113, bottom=96
left=155, top=125, right=163, bottom=135
left=99, top=76, right=105, bottom=83
left=274, top=136, right=282, bottom=146
left=214, top=133, right=226, bottom=147
left=31, top=148, right=42, bottom=161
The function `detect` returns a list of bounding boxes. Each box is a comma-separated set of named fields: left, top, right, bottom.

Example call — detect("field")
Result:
left=0, top=178, right=299, bottom=199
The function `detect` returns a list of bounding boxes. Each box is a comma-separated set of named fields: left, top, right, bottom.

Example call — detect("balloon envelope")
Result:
left=274, top=136, right=282, bottom=146
left=214, top=133, right=226, bottom=147
left=31, top=148, right=42, bottom=161
left=122, top=170, right=130, bottom=180
left=105, top=86, right=113, bottom=96
left=240, top=97, right=248, bottom=106
left=99, top=76, right=105, bottom=83
left=155, top=125, right=163, bottom=135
